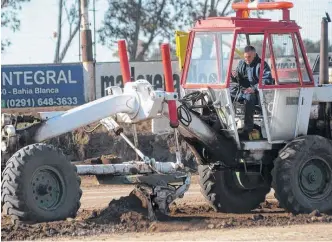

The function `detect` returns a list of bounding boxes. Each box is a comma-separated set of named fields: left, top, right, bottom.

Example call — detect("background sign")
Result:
left=1, top=63, right=85, bottom=108
left=95, top=61, right=181, bottom=98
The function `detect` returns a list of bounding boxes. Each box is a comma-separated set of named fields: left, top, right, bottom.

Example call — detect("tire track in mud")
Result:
left=2, top=176, right=332, bottom=241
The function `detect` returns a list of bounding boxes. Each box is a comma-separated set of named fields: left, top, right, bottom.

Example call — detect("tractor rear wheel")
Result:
left=198, top=165, right=270, bottom=213
left=272, top=135, right=332, bottom=214
left=1, top=143, right=82, bottom=224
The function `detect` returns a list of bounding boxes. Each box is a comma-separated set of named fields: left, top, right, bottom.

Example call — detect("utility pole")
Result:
left=80, top=0, right=96, bottom=101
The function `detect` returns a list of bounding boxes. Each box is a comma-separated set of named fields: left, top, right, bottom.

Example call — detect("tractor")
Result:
left=1, top=1, right=332, bottom=224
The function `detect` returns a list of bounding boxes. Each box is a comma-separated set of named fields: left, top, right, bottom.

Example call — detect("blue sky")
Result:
left=1, top=0, right=332, bottom=65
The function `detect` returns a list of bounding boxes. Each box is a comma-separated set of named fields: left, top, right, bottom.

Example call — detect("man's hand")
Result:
left=231, top=70, right=237, bottom=77
left=244, top=87, right=255, bottom=94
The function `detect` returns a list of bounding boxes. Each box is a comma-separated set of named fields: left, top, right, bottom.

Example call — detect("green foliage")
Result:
left=98, top=0, right=195, bottom=61
left=98, top=0, right=242, bottom=61
left=303, top=39, right=332, bottom=53
left=54, top=0, right=81, bottom=63
left=1, top=0, right=30, bottom=51
left=193, top=0, right=236, bottom=19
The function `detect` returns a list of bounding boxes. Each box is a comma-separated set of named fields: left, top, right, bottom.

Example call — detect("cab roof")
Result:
left=193, top=17, right=301, bottom=32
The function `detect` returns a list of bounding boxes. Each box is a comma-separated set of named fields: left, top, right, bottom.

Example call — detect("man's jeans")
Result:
left=238, top=92, right=257, bottom=132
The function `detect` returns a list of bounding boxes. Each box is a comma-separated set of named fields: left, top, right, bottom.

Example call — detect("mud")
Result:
left=1, top=193, right=151, bottom=241
left=2, top=194, right=332, bottom=241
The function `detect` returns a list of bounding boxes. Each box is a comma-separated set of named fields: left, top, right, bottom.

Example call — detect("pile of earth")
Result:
left=2, top=196, right=332, bottom=241
left=1, top=193, right=151, bottom=241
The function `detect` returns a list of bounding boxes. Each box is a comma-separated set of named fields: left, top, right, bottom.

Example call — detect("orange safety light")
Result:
left=232, top=0, right=294, bottom=20
left=241, top=0, right=250, bottom=18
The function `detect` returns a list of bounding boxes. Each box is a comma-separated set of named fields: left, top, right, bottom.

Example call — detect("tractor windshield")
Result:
left=186, top=32, right=233, bottom=85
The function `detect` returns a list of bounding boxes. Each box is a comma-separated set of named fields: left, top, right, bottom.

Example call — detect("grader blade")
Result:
left=131, top=173, right=191, bottom=221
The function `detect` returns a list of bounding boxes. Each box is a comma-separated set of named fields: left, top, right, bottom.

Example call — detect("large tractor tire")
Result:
left=1, top=143, right=82, bottom=224
left=198, top=165, right=270, bottom=213
left=272, top=135, right=332, bottom=214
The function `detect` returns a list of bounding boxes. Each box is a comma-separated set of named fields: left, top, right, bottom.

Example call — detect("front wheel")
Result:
left=1, top=143, right=82, bottom=224
left=272, top=135, right=332, bottom=214
left=198, top=165, right=270, bottom=213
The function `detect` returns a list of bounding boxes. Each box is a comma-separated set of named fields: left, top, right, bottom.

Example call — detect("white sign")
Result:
left=96, top=61, right=181, bottom=98
left=95, top=61, right=181, bottom=98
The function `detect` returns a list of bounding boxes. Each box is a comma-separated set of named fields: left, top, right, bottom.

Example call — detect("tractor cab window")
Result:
left=294, top=34, right=311, bottom=82
left=231, top=33, right=265, bottom=71
left=186, top=32, right=233, bottom=85
left=270, top=33, right=309, bottom=84
left=230, top=33, right=275, bottom=87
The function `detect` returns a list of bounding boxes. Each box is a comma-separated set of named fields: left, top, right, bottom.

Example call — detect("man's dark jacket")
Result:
left=234, top=54, right=273, bottom=90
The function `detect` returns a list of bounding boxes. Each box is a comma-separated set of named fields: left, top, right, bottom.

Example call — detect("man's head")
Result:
left=243, top=45, right=256, bottom=65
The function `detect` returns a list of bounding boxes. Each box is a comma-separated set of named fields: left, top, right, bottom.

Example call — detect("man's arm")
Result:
left=261, top=61, right=273, bottom=85
left=231, top=60, right=245, bottom=83
left=251, top=61, right=273, bottom=91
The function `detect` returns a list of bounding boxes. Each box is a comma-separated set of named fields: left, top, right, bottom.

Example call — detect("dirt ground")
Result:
left=1, top=176, right=332, bottom=241
left=54, top=224, right=332, bottom=241
left=1, top=108, right=332, bottom=241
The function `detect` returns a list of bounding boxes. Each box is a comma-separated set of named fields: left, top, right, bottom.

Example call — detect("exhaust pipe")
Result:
left=319, top=12, right=331, bottom=139
left=319, top=12, right=330, bottom=85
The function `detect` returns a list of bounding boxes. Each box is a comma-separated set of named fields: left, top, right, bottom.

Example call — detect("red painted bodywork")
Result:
left=181, top=16, right=315, bottom=90
left=161, top=43, right=179, bottom=128
left=118, top=40, right=131, bottom=84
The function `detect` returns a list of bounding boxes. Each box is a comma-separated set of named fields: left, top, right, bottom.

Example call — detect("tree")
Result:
left=98, top=0, right=194, bottom=61
left=53, top=0, right=81, bottom=63
left=303, top=39, right=321, bottom=53
left=303, top=39, right=332, bottom=53
left=192, top=0, right=237, bottom=19
left=188, top=1, right=244, bottom=62
left=98, top=0, right=265, bottom=61
left=1, top=0, right=30, bottom=52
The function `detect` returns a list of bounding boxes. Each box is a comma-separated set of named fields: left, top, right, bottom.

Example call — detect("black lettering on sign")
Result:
left=153, top=74, right=163, bottom=89
left=116, top=75, right=123, bottom=87
left=101, top=76, right=116, bottom=97
left=100, top=65, right=181, bottom=97
left=173, top=74, right=180, bottom=89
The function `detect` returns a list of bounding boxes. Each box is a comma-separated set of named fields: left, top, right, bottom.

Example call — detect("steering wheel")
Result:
left=180, top=91, right=202, bottom=103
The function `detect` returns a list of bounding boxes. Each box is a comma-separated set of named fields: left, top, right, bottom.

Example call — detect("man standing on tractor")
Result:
left=231, top=45, right=273, bottom=139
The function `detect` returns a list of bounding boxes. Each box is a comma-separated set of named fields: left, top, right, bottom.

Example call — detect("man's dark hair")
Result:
left=244, top=45, right=256, bottom=53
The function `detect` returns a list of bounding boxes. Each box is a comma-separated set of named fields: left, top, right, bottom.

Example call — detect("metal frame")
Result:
left=178, top=15, right=322, bottom=145
left=180, top=16, right=315, bottom=90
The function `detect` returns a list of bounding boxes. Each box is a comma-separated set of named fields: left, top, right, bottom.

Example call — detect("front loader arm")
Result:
left=34, top=93, right=138, bottom=142
left=33, top=80, right=168, bottom=142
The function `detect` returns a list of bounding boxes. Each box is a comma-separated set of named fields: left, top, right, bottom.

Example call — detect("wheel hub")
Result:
left=300, top=158, right=331, bottom=199
left=31, top=167, right=63, bottom=210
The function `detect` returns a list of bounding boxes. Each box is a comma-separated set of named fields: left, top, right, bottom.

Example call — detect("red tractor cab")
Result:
left=179, top=1, right=316, bottom=146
